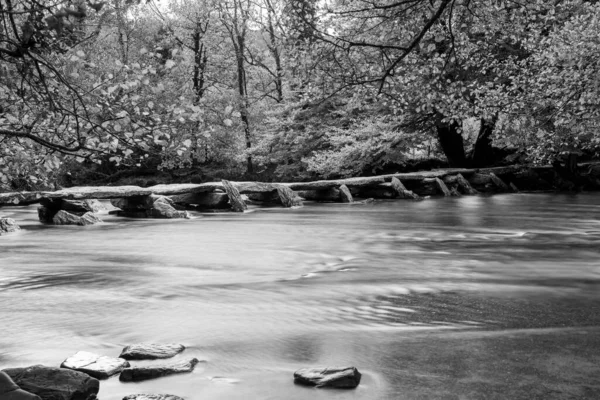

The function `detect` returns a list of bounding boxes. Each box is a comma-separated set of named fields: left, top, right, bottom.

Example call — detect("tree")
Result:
left=294, top=0, right=600, bottom=167
left=219, top=0, right=254, bottom=173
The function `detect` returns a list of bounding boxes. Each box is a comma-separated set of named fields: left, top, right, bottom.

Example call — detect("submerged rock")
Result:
left=119, top=358, right=200, bottom=382
left=52, top=210, right=102, bottom=226
left=123, top=395, right=184, bottom=400
left=0, top=371, right=41, bottom=400
left=61, top=351, right=130, bottom=379
left=119, top=343, right=186, bottom=360
left=2, top=365, right=99, bottom=400
left=0, top=217, right=20, bottom=235
left=293, top=366, right=362, bottom=389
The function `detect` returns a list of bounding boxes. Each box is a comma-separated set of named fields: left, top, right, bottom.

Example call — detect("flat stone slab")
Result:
left=294, top=366, right=362, bottom=388
left=61, top=351, right=130, bottom=379
left=123, top=395, right=184, bottom=400
left=0, top=371, right=42, bottom=400
left=3, top=365, right=99, bottom=400
left=119, top=343, right=185, bottom=360
left=119, top=358, right=200, bottom=382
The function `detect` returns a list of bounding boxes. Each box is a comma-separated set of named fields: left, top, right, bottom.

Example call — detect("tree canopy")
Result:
left=1, top=0, right=599, bottom=190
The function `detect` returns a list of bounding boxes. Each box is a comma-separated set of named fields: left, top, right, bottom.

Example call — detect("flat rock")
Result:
left=119, top=343, right=185, bottom=360
left=122, top=395, right=184, bottom=400
left=119, top=358, right=200, bottom=382
left=61, top=351, right=130, bottom=379
left=0, top=217, right=21, bottom=235
left=293, top=366, right=361, bottom=389
left=3, top=365, right=99, bottom=400
left=0, top=371, right=42, bottom=400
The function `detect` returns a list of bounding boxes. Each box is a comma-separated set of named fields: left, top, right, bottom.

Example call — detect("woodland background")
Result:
left=0, top=0, right=599, bottom=190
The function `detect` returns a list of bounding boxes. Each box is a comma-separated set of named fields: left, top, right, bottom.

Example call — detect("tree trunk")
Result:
left=471, top=117, right=497, bottom=167
left=435, top=116, right=467, bottom=168
left=192, top=23, right=208, bottom=103
left=266, top=10, right=283, bottom=102
left=234, top=35, right=253, bottom=174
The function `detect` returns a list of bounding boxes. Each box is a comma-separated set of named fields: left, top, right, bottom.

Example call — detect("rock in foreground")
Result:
left=119, top=358, right=200, bottom=382
left=119, top=343, right=185, bottom=360
left=293, top=366, right=361, bottom=389
left=61, top=351, right=130, bottom=379
left=2, top=365, right=99, bottom=400
left=123, top=395, right=184, bottom=400
left=0, top=371, right=41, bottom=400
left=0, top=217, right=20, bottom=235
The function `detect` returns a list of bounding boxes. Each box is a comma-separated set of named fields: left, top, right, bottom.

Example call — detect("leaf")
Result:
left=224, top=119, right=233, bottom=127
left=165, top=60, right=176, bottom=69
left=183, top=139, right=192, bottom=147
left=76, top=50, right=85, bottom=58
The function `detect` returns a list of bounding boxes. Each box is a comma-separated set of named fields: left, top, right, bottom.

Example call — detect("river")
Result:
left=1, top=193, right=599, bottom=399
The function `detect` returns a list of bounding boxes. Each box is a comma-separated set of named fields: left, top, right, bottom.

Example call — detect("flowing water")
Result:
left=1, top=193, right=600, bottom=399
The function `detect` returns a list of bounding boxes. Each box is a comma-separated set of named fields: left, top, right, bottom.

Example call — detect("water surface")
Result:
left=1, top=193, right=599, bottom=399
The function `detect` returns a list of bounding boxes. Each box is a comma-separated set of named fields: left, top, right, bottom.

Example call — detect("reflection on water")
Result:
left=1, top=193, right=600, bottom=399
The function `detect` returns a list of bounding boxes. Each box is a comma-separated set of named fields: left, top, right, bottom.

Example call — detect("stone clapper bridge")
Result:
left=0, top=164, right=557, bottom=226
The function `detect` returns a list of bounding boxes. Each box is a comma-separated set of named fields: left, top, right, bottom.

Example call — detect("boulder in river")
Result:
left=0, top=217, right=20, bottom=235
left=2, top=365, right=99, bottom=400
left=119, top=343, right=185, bottom=360
left=52, top=210, right=102, bottom=226
left=37, top=198, right=103, bottom=225
left=119, top=358, right=200, bottom=382
left=111, top=195, right=189, bottom=219
left=293, top=366, right=362, bottom=389
left=170, top=192, right=230, bottom=209
left=123, top=395, right=184, bottom=400
left=82, top=200, right=106, bottom=213
left=61, top=351, right=130, bottom=379
left=0, top=371, right=41, bottom=400
left=58, top=199, right=95, bottom=213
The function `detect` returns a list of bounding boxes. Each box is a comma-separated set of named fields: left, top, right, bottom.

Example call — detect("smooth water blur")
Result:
left=1, top=193, right=600, bottom=399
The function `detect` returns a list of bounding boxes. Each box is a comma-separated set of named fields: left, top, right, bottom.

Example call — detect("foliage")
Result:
left=1, top=0, right=600, bottom=189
